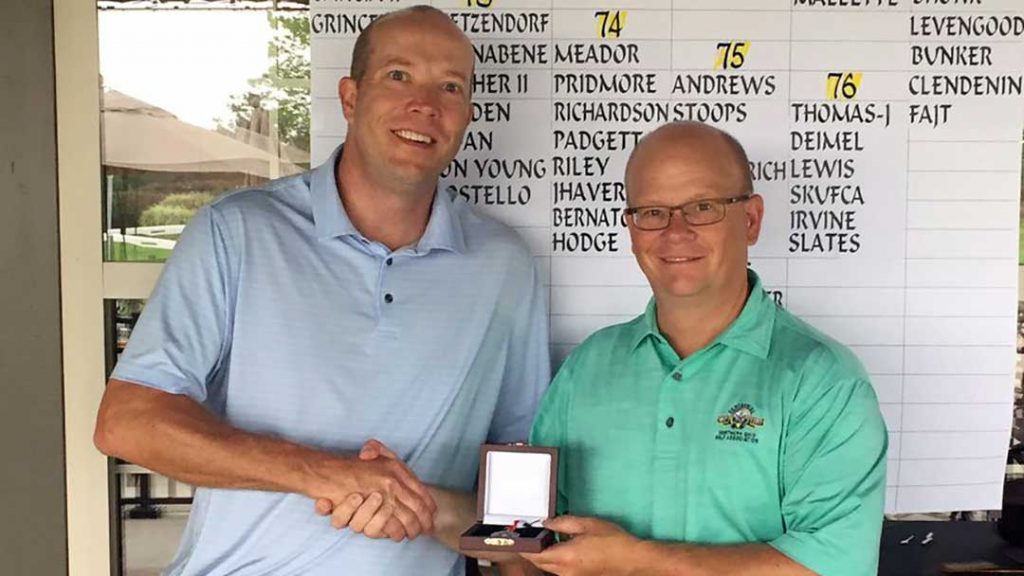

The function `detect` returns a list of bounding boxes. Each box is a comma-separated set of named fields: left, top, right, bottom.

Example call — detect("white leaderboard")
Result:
left=310, top=0, right=1024, bottom=514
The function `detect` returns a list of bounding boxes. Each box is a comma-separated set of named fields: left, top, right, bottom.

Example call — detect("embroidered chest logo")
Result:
left=715, top=403, right=764, bottom=444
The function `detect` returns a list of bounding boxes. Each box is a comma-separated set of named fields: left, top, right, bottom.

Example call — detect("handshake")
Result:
left=311, top=439, right=439, bottom=543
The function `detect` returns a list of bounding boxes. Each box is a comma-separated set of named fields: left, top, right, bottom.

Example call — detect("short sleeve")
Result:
left=487, top=257, right=551, bottom=444
left=110, top=205, right=236, bottom=406
left=768, top=377, right=888, bottom=576
left=530, top=360, right=575, bottom=516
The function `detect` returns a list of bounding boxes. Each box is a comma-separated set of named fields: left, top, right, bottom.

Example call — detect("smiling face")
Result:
left=338, top=11, right=473, bottom=195
left=625, top=124, right=763, bottom=306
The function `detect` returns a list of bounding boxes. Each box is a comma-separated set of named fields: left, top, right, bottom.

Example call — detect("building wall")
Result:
left=0, top=0, right=70, bottom=573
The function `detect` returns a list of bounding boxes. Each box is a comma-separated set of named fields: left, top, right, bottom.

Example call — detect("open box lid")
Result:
left=477, top=444, right=558, bottom=526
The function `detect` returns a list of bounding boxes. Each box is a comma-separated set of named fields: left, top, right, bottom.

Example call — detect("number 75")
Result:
left=715, top=41, right=749, bottom=70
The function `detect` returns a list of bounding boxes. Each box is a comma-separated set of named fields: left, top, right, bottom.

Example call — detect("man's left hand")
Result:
left=520, top=515, right=642, bottom=576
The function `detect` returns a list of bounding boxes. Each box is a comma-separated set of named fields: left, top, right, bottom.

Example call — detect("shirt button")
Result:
left=665, top=417, right=675, bottom=428
left=671, top=372, right=682, bottom=381
left=386, top=258, right=393, bottom=266
left=384, top=293, right=394, bottom=304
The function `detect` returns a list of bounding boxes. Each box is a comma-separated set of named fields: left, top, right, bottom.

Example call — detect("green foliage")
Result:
left=221, top=13, right=310, bottom=152
left=159, top=192, right=215, bottom=211
left=107, top=242, right=172, bottom=263
left=139, top=205, right=194, bottom=227
left=138, top=192, right=214, bottom=226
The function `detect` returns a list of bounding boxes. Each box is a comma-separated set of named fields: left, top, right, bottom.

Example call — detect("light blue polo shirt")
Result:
left=111, top=146, right=550, bottom=576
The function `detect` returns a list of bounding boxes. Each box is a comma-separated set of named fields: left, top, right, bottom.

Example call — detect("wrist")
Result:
left=429, top=487, right=473, bottom=534
left=299, top=450, right=356, bottom=500
left=628, top=539, right=677, bottom=576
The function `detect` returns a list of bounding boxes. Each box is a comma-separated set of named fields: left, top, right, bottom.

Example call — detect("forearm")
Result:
left=425, top=487, right=474, bottom=550
left=635, top=541, right=813, bottom=576
left=428, top=487, right=520, bottom=564
left=94, top=379, right=347, bottom=498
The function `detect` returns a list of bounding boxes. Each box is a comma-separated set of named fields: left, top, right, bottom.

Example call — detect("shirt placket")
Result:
left=353, top=235, right=404, bottom=337
left=651, top=351, right=687, bottom=538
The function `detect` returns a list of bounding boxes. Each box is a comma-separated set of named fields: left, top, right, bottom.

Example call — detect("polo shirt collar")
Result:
left=311, top=145, right=358, bottom=241
left=310, top=145, right=466, bottom=254
left=417, top=188, right=466, bottom=254
left=715, top=269, right=775, bottom=359
left=630, top=269, right=775, bottom=359
left=631, top=298, right=666, bottom=351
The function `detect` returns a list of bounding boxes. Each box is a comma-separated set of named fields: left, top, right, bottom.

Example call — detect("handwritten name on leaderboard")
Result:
left=310, top=11, right=550, bottom=35
left=795, top=0, right=995, bottom=6
left=473, top=43, right=638, bottom=66
left=793, top=0, right=899, bottom=6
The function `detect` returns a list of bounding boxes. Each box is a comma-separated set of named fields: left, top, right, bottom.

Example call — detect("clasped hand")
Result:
left=314, top=439, right=437, bottom=542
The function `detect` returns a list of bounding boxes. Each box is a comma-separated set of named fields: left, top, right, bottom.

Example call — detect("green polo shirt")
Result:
left=530, top=270, right=887, bottom=576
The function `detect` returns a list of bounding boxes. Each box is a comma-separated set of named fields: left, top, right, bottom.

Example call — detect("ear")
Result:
left=744, top=194, right=765, bottom=246
left=338, top=76, right=358, bottom=121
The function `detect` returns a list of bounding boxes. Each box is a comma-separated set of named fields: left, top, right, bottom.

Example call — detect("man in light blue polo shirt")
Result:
left=93, top=7, right=549, bottom=575
left=521, top=123, right=887, bottom=576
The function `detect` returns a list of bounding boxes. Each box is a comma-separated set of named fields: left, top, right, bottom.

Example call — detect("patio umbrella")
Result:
left=217, top=123, right=310, bottom=169
left=101, top=89, right=304, bottom=178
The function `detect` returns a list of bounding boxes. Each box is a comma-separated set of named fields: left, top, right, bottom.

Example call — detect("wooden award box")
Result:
left=459, top=444, right=559, bottom=554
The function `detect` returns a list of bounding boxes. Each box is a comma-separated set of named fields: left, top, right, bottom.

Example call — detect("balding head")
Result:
left=625, top=122, right=752, bottom=205
left=622, top=121, right=764, bottom=309
left=350, top=5, right=472, bottom=83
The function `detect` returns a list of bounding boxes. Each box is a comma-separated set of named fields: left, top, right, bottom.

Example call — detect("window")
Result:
left=99, top=2, right=310, bottom=262
left=96, top=3, right=310, bottom=572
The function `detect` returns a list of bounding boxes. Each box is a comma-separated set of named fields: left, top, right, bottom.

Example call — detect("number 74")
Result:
left=594, top=10, right=627, bottom=39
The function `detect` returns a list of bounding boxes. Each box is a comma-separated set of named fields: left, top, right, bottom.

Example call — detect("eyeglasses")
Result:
left=624, top=193, right=753, bottom=231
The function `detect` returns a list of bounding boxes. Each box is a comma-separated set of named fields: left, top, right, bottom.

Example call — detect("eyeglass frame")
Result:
left=623, top=193, right=754, bottom=231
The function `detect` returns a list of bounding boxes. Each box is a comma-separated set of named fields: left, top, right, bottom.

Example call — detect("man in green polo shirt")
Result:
left=520, top=122, right=887, bottom=576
